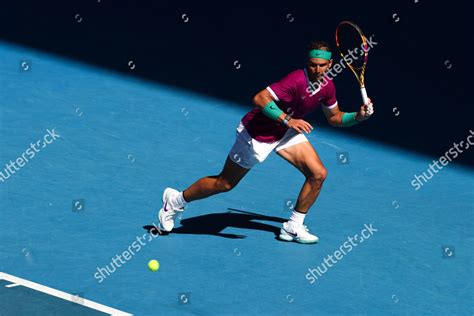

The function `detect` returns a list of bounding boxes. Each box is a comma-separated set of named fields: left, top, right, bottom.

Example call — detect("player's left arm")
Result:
left=322, top=99, right=374, bottom=127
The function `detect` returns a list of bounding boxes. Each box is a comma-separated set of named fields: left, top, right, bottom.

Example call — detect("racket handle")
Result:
left=360, top=87, right=374, bottom=116
left=360, top=87, right=369, bottom=105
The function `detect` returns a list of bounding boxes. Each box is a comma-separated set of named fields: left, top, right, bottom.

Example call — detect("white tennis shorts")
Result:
left=228, top=121, right=308, bottom=169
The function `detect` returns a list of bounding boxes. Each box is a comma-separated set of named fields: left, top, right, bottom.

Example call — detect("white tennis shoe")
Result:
left=279, top=221, right=319, bottom=244
left=158, top=188, right=184, bottom=232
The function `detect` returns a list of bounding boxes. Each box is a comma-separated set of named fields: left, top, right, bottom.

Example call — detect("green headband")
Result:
left=309, top=49, right=332, bottom=60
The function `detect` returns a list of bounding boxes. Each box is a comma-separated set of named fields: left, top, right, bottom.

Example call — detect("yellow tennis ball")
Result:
left=148, top=259, right=160, bottom=272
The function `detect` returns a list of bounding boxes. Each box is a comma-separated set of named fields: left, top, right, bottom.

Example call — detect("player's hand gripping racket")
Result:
left=335, top=21, right=373, bottom=116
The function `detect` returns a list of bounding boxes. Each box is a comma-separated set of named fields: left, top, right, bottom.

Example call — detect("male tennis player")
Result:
left=158, top=41, right=374, bottom=244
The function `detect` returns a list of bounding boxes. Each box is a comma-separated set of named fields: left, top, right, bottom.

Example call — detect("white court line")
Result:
left=5, top=283, right=21, bottom=288
left=0, top=272, right=132, bottom=315
left=316, top=141, right=344, bottom=151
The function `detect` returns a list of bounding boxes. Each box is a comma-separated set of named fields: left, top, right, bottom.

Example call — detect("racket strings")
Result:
left=335, top=21, right=368, bottom=85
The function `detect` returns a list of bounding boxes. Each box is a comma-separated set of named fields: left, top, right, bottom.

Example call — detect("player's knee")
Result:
left=216, top=177, right=235, bottom=192
left=307, top=167, right=327, bottom=183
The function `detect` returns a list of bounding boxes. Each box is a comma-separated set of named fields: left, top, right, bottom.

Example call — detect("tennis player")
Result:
left=158, top=41, right=374, bottom=244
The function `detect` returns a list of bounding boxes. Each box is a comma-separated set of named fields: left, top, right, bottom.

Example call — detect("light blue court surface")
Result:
left=1, top=41, right=473, bottom=315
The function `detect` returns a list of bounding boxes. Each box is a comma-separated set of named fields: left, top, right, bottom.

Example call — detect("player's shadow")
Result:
left=143, top=208, right=286, bottom=239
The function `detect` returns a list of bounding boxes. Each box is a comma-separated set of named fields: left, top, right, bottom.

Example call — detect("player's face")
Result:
left=307, top=58, right=332, bottom=81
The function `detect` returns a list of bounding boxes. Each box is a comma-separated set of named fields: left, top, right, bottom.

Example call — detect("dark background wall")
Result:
left=1, top=0, right=472, bottom=167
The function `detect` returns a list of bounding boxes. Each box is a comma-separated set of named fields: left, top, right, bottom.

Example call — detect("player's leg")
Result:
left=158, top=121, right=258, bottom=232
left=275, top=140, right=327, bottom=243
left=182, top=155, right=251, bottom=202
left=276, top=141, right=327, bottom=214
left=158, top=154, right=252, bottom=232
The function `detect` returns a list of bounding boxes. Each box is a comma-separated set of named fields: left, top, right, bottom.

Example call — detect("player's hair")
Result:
left=308, top=41, right=332, bottom=52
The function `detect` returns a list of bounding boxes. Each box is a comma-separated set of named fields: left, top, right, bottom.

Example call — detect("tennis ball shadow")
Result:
left=144, top=209, right=286, bottom=239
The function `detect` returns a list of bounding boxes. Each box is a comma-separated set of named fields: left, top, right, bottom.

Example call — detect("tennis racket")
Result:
left=335, top=21, right=373, bottom=115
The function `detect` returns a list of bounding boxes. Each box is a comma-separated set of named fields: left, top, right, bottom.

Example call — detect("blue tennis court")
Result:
left=1, top=41, right=472, bottom=315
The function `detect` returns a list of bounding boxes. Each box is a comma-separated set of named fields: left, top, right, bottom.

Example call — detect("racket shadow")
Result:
left=143, top=209, right=286, bottom=239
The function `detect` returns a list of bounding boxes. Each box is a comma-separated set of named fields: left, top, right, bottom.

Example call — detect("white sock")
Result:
left=170, top=191, right=188, bottom=210
left=289, top=209, right=306, bottom=225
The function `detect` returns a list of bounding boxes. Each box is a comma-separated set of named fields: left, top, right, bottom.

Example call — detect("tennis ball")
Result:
left=148, top=259, right=160, bottom=272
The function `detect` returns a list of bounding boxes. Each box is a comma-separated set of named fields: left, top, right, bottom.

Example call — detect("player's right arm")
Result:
left=252, top=89, right=286, bottom=122
left=252, top=89, right=313, bottom=134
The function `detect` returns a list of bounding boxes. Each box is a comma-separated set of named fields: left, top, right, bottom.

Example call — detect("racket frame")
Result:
left=335, top=21, right=371, bottom=107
